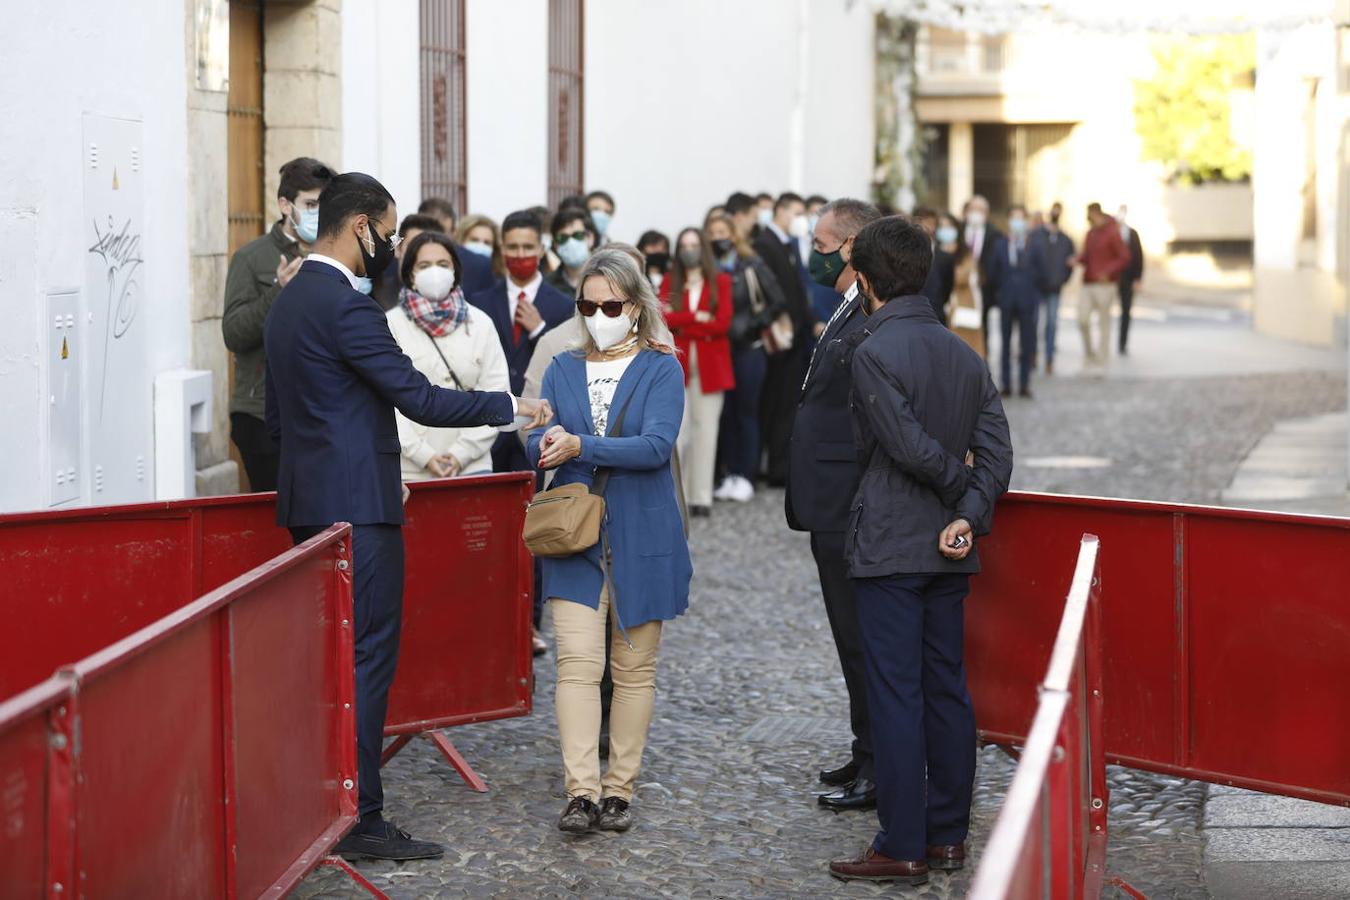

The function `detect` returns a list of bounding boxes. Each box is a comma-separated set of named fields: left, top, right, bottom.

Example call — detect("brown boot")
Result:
left=926, top=842, right=966, bottom=870
left=828, top=846, right=929, bottom=884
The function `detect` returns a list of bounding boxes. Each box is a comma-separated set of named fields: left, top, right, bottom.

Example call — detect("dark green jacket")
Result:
left=223, top=222, right=299, bottom=418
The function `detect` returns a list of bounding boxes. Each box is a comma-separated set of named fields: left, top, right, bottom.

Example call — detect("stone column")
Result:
left=185, top=0, right=238, bottom=495
left=949, top=121, right=974, bottom=210
left=264, top=0, right=344, bottom=197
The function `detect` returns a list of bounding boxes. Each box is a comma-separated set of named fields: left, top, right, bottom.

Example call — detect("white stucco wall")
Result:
left=464, top=0, right=550, bottom=219
left=341, top=0, right=423, bottom=219
left=0, top=0, right=191, bottom=513
left=583, top=0, right=874, bottom=242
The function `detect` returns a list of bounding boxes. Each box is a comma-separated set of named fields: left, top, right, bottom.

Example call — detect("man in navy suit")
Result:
left=264, top=173, right=551, bottom=861
left=467, top=209, right=574, bottom=473
left=786, top=198, right=883, bottom=812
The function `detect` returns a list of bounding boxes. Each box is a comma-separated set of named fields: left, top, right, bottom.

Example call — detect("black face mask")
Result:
left=360, top=220, right=396, bottom=280
left=710, top=238, right=734, bottom=258
left=645, top=251, right=670, bottom=273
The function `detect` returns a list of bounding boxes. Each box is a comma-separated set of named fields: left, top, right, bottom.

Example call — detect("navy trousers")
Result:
left=1000, top=297, right=1039, bottom=393
left=718, top=346, right=768, bottom=481
left=291, top=523, right=404, bottom=819
left=853, top=573, right=976, bottom=860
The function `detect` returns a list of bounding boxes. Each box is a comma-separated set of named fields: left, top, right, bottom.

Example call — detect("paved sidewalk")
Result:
left=1220, top=411, right=1349, bottom=517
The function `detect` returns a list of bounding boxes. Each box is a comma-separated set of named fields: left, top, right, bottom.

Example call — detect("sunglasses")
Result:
left=555, top=229, right=589, bottom=244
left=577, top=299, right=627, bottom=318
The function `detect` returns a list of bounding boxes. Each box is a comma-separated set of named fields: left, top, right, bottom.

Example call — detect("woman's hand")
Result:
left=695, top=310, right=713, bottom=323
left=538, top=427, right=582, bottom=469
left=426, top=453, right=461, bottom=478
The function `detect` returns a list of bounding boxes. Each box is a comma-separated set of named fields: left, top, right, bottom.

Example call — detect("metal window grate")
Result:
left=420, top=0, right=468, bottom=215
left=547, top=0, right=584, bottom=208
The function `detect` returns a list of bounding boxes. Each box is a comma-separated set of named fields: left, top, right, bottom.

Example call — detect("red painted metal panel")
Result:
left=0, top=678, right=71, bottom=898
left=388, top=475, right=534, bottom=733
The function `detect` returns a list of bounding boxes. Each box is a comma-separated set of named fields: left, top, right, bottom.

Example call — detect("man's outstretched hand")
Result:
left=939, top=518, right=973, bottom=561
left=516, top=396, right=554, bottom=430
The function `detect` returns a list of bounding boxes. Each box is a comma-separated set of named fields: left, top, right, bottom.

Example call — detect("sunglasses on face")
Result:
left=577, top=299, right=627, bottom=318
left=555, top=229, right=589, bottom=244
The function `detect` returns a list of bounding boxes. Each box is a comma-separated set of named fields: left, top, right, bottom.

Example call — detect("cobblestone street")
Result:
left=302, top=312, right=1347, bottom=898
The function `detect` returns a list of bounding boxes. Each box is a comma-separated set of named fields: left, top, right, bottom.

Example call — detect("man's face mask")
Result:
left=359, top=219, right=397, bottom=280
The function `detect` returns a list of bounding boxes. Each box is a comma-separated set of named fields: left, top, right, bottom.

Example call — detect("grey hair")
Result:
left=570, top=246, right=676, bottom=355
left=818, top=198, right=882, bottom=239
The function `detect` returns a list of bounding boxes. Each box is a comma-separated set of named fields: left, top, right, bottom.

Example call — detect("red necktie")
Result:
left=513, top=291, right=525, bottom=343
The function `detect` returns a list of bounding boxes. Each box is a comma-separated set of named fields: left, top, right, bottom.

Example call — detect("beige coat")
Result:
left=386, top=304, right=510, bottom=479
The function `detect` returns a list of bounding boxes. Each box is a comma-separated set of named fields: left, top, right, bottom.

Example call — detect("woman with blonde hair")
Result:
left=454, top=213, right=504, bottom=278
left=527, top=247, right=691, bottom=835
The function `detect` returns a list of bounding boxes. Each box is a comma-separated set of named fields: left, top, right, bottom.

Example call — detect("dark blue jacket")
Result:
left=467, top=278, right=575, bottom=396
left=785, top=287, right=869, bottom=533
left=988, top=234, right=1046, bottom=310
left=264, top=260, right=514, bottom=527
left=457, top=245, right=496, bottom=296
left=1029, top=228, right=1076, bottom=294
left=848, top=297, right=1013, bottom=578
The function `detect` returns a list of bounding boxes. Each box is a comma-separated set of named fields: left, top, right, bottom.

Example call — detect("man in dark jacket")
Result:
left=1028, top=202, right=1075, bottom=374
left=1116, top=204, right=1144, bottom=355
left=222, top=156, right=333, bottom=491
left=828, top=216, right=1012, bottom=885
left=785, top=198, right=882, bottom=812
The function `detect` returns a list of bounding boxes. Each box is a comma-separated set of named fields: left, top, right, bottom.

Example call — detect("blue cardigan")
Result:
left=526, top=349, right=692, bottom=629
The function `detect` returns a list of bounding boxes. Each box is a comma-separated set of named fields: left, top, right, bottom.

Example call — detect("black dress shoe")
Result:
left=690, top=505, right=712, bottom=518
left=818, top=777, right=877, bottom=812
left=334, top=820, right=445, bottom=860
left=558, top=796, right=600, bottom=834
left=819, top=761, right=859, bottom=786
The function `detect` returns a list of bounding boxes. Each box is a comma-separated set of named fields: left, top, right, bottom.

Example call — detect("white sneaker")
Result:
left=730, top=476, right=755, bottom=503
left=713, top=478, right=736, bottom=502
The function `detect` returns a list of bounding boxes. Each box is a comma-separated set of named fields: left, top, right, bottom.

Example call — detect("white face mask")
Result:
left=648, top=271, right=664, bottom=290
left=585, top=309, right=636, bottom=351
left=965, top=211, right=986, bottom=229
left=413, top=266, right=456, bottom=301
left=789, top=214, right=810, bottom=238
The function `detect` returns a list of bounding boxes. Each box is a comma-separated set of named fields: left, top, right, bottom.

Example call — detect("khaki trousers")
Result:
left=551, top=590, right=663, bottom=802
left=1078, top=282, right=1116, bottom=364
left=677, top=354, right=725, bottom=508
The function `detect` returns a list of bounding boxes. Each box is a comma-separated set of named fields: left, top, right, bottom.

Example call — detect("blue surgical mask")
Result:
left=1009, top=218, right=1028, bottom=236
left=556, top=237, right=590, bottom=268
left=293, top=207, right=319, bottom=243
left=354, top=275, right=373, bottom=295
left=757, top=208, right=772, bottom=227
left=589, top=209, right=612, bottom=236
left=461, top=240, right=493, bottom=258
left=936, top=225, right=958, bottom=244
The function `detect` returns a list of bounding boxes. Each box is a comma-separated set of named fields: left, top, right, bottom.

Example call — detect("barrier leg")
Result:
left=318, top=856, right=391, bottom=899
left=427, top=729, right=489, bottom=793
left=380, top=733, right=414, bottom=766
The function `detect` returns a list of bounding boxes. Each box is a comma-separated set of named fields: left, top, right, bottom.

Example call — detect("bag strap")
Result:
left=744, top=264, right=766, bottom=314
left=589, top=386, right=637, bottom=498
left=422, top=328, right=467, bottom=391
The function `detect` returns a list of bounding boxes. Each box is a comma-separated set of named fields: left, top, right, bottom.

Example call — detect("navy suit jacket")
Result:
left=457, top=245, right=495, bottom=296
left=264, top=260, right=515, bottom=527
left=466, top=277, right=575, bottom=396
left=785, top=288, right=869, bottom=533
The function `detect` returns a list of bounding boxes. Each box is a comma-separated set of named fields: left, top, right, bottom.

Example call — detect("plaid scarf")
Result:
left=399, top=285, right=468, bottom=337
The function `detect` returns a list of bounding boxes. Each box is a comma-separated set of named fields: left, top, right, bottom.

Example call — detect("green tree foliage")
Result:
left=1134, top=35, right=1255, bottom=185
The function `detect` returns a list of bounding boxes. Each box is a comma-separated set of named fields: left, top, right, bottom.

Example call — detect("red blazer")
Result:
left=661, top=272, right=735, bottom=394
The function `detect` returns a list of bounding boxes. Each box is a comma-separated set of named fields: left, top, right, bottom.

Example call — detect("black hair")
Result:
left=551, top=207, right=596, bottom=240
left=315, top=172, right=396, bottom=241
left=725, top=192, right=755, bottom=216
left=637, top=229, right=670, bottom=251
left=755, top=192, right=773, bottom=204
left=774, top=192, right=805, bottom=213
left=277, top=157, right=334, bottom=202
left=805, top=194, right=828, bottom=207
left=558, top=194, right=587, bottom=212
left=400, top=231, right=463, bottom=292
left=500, top=209, right=543, bottom=239
left=913, top=206, right=938, bottom=221
left=528, top=205, right=553, bottom=226
left=398, top=213, right=442, bottom=237
left=850, top=215, right=933, bottom=301
left=417, top=196, right=457, bottom=223
left=585, top=189, right=615, bottom=210
left=1087, top=202, right=1104, bottom=216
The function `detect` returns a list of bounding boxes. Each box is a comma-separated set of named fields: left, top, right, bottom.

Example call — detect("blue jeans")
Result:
left=1042, top=291, right=1061, bottom=365
left=854, top=573, right=975, bottom=860
left=718, top=346, right=767, bottom=480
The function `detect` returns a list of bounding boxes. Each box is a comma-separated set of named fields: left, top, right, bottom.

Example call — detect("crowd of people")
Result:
left=227, top=155, right=1161, bottom=883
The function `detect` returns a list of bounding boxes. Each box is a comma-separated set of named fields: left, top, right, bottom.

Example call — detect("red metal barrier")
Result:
left=967, top=493, right=1350, bottom=807
left=0, top=473, right=534, bottom=789
left=969, top=535, right=1108, bottom=899
left=0, top=527, right=364, bottom=898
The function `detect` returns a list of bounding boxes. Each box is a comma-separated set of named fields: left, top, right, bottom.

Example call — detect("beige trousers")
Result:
left=677, top=353, right=725, bottom=508
left=551, top=589, right=663, bottom=802
left=1078, top=282, right=1116, bottom=363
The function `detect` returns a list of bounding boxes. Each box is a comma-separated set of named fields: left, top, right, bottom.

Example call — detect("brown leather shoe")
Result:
left=926, top=842, right=966, bottom=870
left=828, top=846, right=929, bottom=884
